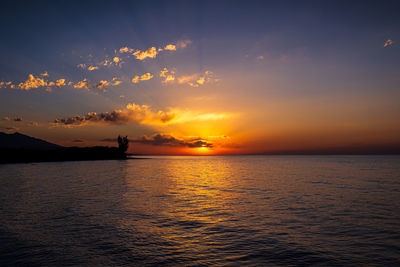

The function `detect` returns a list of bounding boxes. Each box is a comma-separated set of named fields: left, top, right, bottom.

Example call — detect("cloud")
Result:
left=13, top=117, right=23, bottom=122
left=176, top=70, right=215, bottom=87
left=133, top=47, right=158, bottom=60
left=119, top=47, right=134, bottom=53
left=88, top=66, right=99, bottom=71
left=176, top=40, right=192, bottom=49
left=28, top=121, right=39, bottom=126
left=160, top=67, right=175, bottom=83
left=73, top=78, right=90, bottom=90
left=53, top=103, right=232, bottom=127
left=257, top=55, right=264, bottom=60
left=164, top=44, right=177, bottom=51
left=53, top=103, right=175, bottom=127
left=384, top=39, right=393, bottom=48
left=72, top=139, right=84, bottom=142
left=55, top=79, right=66, bottom=88
left=4, top=126, right=19, bottom=132
left=131, top=134, right=213, bottom=148
left=132, top=72, right=154, bottom=84
left=77, top=63, right=86, bottom=69
left=41, top=71, right=49, bottom=77
left=18, top=74, right=47, bottom=90
left=113, top=57, right=121, bottom=63
left=3, top=116, right=10, bottom=121
left=96, top=80, right=110, bottom=89
left=96, top=78, right=122, bottom=89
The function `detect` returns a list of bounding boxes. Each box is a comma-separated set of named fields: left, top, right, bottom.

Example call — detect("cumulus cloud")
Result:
left=113, top=57, right=121, bottom=63
left=131, top=134, right=213, bottom=148
left=384, top=39, right=393, bottom=48
left=88, top=66, right=99, bottom=71
left=18, top=74, right=47, bottom=90
left=160, top=67, right=175, bottom=83
left=73, top=78, right=90, bottom=90
left=132, top=73, right=154, bottom=84
left=133, top=47, right=158, bottom=60
left=119, top=47, right=134, bottom=53
left=55, top=79, right=66, bottom=88
left=41, top=71, right=49, bottom=77
left=164, top=44, right=177, bottom=51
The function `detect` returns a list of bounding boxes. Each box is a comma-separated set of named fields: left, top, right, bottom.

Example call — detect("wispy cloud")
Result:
left=176, top=40, right=192, bottom=49
left=176, top=70, right=215, bottom=87
left=384, top=39, right=393, bottom=48
left=132, top=72, right=154, bottom=83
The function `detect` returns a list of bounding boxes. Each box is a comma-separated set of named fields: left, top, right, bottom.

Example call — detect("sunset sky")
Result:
left=1, top=0, right=399, bottom=154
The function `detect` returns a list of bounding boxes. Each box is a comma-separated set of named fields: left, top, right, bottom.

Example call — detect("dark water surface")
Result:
left=0, top=156, right=399, bottom=266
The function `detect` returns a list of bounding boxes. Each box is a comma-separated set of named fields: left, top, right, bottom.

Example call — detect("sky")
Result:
left=0, top=0, right=399, bottom=155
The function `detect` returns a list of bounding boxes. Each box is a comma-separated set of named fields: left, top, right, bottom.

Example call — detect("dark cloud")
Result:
left=54, top=111, right=129, bottom=126
left=72, top=139, right=84, bottom=142
left=53, top=103, right=176, bottom=127
left=131, top=134, right=213, bottom=148
left=14, top=117, right=23, bottom=122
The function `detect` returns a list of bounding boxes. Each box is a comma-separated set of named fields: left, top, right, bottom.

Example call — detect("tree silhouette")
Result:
left=117, top=135, right=129, bottom=153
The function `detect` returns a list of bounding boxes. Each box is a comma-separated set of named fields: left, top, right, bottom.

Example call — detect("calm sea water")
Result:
left=0, top=156, right=399, bottom=266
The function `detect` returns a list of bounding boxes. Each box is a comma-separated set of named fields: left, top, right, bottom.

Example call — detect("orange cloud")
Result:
left=88, top=66, right=99, bottom=71
left=164, top=44, right=177, bottom=51
left=133, top=47, right=158, bottom=60
left=132, top=73, right=154, bottom=84
left=384, top=39, right=393, bottom=48
left=18, top=74, right=47, bottom=90
left=73, top=78, right=90, bottom=90
left=176, top=70, right=215, bottom=87
left=41, top=71, right=49, bottom=77
left=160, top=67, right=175, bottom=83
left=119, top=46, right=134, bottom=53
left=56, top=79, right=66, bottom=87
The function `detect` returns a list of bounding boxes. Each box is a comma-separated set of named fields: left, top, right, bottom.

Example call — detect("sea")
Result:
left=0, top=155, right=399, bottom=266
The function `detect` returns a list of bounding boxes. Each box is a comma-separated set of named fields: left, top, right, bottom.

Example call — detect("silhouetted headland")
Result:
left=0, top=132, right=129, bottom=163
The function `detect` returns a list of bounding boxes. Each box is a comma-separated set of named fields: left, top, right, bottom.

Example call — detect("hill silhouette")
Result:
left=0, top=132, right=127, bottom=163
left=0, top=132, right=63, bottom=150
